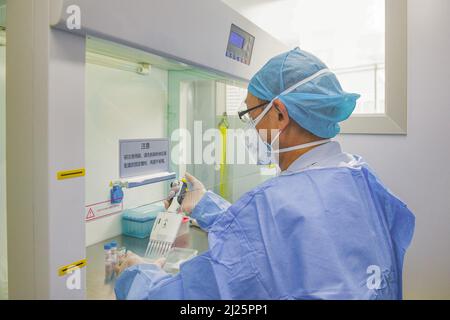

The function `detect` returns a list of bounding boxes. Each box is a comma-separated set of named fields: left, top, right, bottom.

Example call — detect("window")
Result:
left=223, top=0, right=407, bottom=134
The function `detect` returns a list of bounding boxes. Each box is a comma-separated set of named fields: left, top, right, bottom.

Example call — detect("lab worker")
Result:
left=115, top=48, right=415, bottom=300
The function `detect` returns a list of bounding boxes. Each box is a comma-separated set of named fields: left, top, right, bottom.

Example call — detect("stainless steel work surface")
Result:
left=86, top=226, right=208, bottom=300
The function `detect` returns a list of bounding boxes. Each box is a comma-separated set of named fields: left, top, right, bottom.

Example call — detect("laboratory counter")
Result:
left=86, top=226, right=209, bottom=300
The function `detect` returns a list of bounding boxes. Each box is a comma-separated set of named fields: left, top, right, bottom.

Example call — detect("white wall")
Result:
left=85, top=63, right=168, bottom=246
left=338, top=0, right=450, bottom=299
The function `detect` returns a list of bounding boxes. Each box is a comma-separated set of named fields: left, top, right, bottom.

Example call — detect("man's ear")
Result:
left=273, top=99, right=290, bottom=130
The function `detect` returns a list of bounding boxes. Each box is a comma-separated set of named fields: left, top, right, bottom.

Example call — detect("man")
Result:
left=115, top=48, right=415, bottom=300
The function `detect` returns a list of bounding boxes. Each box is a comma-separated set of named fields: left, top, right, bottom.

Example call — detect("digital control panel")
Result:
left=226, top=24, right=255, bottom=65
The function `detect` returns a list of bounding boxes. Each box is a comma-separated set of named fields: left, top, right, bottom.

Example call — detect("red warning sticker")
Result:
left=86, top=208, right=95, bottom=220
left=85, top=200, right=123, bottom=222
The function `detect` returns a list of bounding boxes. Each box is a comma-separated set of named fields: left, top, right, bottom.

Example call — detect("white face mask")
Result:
left=244, top=69, right=332, bottom=166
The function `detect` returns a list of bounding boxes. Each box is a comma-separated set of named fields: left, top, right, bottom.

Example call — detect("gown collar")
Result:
left=284, top=141, right=353, bottom=173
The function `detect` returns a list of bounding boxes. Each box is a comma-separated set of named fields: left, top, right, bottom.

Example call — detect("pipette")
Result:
left=137, top=169, right=271, bottom=211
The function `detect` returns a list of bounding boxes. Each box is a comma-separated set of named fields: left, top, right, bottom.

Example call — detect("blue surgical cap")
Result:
left=248, top=47, right=361, bottom=138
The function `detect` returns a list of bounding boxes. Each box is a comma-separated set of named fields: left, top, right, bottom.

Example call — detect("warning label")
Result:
left=85, top=200, right=123, bottom=222
left=86, top=208, right=95, bottom=220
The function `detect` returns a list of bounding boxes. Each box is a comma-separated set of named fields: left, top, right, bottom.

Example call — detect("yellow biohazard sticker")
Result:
left=58, top=259, right=87, bottom=277
left=57, top=168, right=85, bottom=180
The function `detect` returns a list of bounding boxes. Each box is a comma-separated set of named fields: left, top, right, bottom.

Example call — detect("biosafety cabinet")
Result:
left=5, top=0, right=287, bottom=299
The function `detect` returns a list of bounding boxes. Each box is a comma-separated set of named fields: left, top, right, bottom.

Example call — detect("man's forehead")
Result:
left=246, top=92, right=261, bottom=105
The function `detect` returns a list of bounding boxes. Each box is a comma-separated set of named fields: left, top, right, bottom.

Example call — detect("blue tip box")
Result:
left=122, top=203, right=165, bottom=238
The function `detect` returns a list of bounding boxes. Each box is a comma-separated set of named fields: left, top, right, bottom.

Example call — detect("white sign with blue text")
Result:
left=119, top=138, right=169, bottom=178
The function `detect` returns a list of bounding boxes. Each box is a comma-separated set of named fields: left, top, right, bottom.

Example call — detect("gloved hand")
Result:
left=115, top=251, right=166, bottom=276
left=180, top=172, right=206, bottom=214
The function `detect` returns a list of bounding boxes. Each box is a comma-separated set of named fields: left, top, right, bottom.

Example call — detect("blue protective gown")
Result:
left=115, top=142, right=415, bottom=300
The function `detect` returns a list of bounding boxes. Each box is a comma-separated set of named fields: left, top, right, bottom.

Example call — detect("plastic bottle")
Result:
left=110, top=241, right=118, bottom=265
left=104, top=243, right=112, bottom=261
left=110, top=184, right=124, bottom=204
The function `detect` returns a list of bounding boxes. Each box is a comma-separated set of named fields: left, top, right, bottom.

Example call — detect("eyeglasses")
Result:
left=237, top=101, right=269, bottom=123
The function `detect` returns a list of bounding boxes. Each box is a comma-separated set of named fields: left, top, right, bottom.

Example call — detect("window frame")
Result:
left=340, top=0, right=408, bottom=135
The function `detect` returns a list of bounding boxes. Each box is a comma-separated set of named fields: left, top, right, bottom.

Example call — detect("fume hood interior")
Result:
left=84, top=37, right=270, bottom=246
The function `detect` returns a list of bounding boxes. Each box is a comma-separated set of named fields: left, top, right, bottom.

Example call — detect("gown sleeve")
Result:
left=115, top=191, right=232, bottom=299
left=115, top=264, right=177, bottom=300
left=191, top=191, right=231, bottom=231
